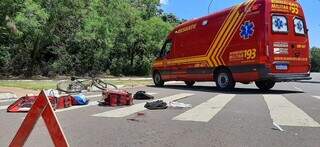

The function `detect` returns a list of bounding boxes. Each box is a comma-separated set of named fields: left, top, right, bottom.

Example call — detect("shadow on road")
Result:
left=146, top=85, right=304, bottom=95
left=295, top=81, right=320, bottom=84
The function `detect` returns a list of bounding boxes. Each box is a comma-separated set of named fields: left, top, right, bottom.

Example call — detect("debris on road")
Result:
left=100, top=89, right=133, bottom=107
left=144, top=100, right=167, bottom=110
left=133, top=91, right=154, bottom=100
left=272, top=122, right=285, bottom=132
left=127, top=118, right=140, bottom=122
left=6, top=91, right=88, bottom=112
left=168, top=101, right=192, bottom=108
left=44, top=89, right=60, bottom=97
left=73, top=94, right=89, bottom=105
left=137, top=112, right=145, bottom=116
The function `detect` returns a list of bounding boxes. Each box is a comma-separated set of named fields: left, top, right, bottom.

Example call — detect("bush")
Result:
left=0, top=46, right=10, bottom=73
left=311, top=47, right=320, bottom=72
left=134, top=58, right=151, bottom=76
left=110, top=59, right=125, bottom=76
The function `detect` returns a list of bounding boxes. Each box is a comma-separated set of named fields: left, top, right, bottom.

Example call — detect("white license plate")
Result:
left=276, top=64, right=288, bottom=70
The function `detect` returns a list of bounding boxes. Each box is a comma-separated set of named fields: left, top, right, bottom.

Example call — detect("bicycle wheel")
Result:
left=93, top=79, right=118, bottom=90
left=56, top=80, right=85, bottom=93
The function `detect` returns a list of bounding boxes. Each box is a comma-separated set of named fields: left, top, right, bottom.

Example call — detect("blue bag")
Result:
left=74, top=95, right=89, bottom=105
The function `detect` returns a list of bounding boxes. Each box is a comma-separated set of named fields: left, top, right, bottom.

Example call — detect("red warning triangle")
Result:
left=9, top=90, right=69, bottom=147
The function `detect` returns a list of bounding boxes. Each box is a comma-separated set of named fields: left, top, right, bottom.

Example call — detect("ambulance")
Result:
left=152, top=0, right=312, bottom=91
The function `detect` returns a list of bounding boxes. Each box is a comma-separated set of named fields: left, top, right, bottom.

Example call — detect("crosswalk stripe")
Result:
left=146, top=92, right=157, bottom=95
left=173, top=94, right=235, bottom=122
left=313, top=96, right=320, bottom=100
left=263, top=95, right=320, bottom=127
left=86, top=94, right=102, bottom=98
left=92, top=93, right=194, bottom=118
left=0, top=99, right=17, bottom=103
left=0, top=105, right=9, bottom=110
left=56, top=101, right=99, bottom=113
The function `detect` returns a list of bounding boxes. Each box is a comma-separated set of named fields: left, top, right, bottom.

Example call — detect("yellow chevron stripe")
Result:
left=157, top=5, right=241, bottom=67
left=206, top=5, right=240, bottom=56
left=208, top=5, right=241, bottom=65
left=211, top=11, right=241, bottom=66
left=214, top=0, right=253, bottom=65
left=210, top=1, right=250, bottom=66
left=153, top=0, right=256, bottom=67
left=218, top=0, right=256, bottom=65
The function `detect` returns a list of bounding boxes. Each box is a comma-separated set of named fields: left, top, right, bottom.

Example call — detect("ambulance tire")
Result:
left=153, top=72, right=164, bottom=87
left=255, top=80, right=275, bottom=91
left=215, top=69, right=235, bottom=90
left=185, top=81, right=195, bottom=87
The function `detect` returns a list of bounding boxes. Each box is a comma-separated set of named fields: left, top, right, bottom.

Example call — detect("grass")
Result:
left=0, top=79, right=153, bottom=90
left=105, top=80, right=152, bottom=87
left=0, top=80, right=58, bottom=90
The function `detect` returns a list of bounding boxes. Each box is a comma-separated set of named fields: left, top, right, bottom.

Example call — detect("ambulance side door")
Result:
left=159, top=39, right=177, bottom=80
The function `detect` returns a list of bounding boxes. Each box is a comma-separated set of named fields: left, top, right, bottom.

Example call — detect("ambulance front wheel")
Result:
left=153, top=72, right=164, bottom=87
left=255, top=80, right=275, bottom=91
left=215, top=69, right=235, bottom=90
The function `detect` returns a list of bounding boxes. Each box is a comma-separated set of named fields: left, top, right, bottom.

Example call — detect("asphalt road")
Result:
left=1, top=74, right=320, bottom=147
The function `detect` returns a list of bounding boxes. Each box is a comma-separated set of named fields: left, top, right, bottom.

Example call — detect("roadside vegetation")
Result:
left=311, top=47, right=320, bottom=72
left=0, top=79, right=152, bottom=90
left=0, top=0, right=183, bottom=78
left=0, top=80, right=57, bottom=90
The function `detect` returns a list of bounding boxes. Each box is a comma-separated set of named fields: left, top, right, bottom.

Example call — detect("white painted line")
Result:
left=173, top=94, right=235, bottom=122
left=0, top=105, right=9, bottom=110
left=0, top=93, right=17, bottom=100
left=92, top=93, right=194, bottom=118
left=56, top=101, right=99, bottom=113
left=0, top=99, right=17, bottom=103
left=146, top=92, right=157, bottom=95
left=165, top=81, right=183, bottom=84
left=263, top=95, right=320, bottom=127
left=86, top=94, right=102, bottom=98
left=293, top=86, right=303, bottom=92
left=313, top=96, right=320, bottom=100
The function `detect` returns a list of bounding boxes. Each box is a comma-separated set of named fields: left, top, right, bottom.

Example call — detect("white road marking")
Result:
left=0, top=99, right=17, bottom=103
left=0, top=105, right=9, bottom=110
left=293, top=86, right=303, bottom=92
left=313, top=96, right=320, bottom=100
left=0, top=93, right=17, bottom=99
left=146, top=92, right=157, bottom=95
left=173, top=94, right=235, bottom=122
left=263, top=95, right=320, bottom=127
left=86, top=94, right=102, bottom=98
left=92, top=93, right=194, bottom=118
left=165, top=81, right=183, bottom=84
left=56, top=101, right=99, bottom=113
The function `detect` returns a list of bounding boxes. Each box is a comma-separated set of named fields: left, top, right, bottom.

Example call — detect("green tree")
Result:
left=0, top=0, right=181, bottom=77
left=311, top=47, right=320, bottom=72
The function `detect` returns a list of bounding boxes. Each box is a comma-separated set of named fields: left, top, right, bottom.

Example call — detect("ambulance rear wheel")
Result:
left=153, top=72, right=164, bottom=87
left=185, top=81, right=195, bottom=87
left=215, top=69, right=235, bottom=90
left=255, top=80, right=275, bottom=91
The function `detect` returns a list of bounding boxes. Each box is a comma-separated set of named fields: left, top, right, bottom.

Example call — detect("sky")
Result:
left=160, top=0, right=320, bottom=47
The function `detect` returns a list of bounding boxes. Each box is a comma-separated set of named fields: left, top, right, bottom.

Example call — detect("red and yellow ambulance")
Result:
left=152, top=0, right=311, bottom=90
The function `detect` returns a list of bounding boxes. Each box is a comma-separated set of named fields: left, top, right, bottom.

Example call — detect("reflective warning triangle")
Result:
left=9, top=90, right=69, bottom=147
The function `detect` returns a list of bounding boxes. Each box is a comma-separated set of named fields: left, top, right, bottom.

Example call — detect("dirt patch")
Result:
left=0, top=86, right=39, bottom=97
